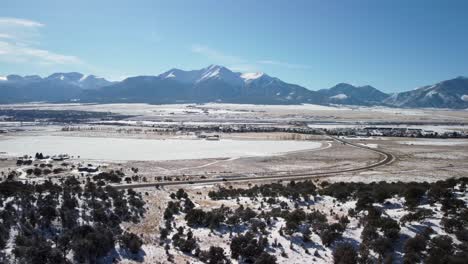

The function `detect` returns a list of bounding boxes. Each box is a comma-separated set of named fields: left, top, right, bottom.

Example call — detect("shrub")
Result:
left=199, top=246, right=229, bottom=264
left=404, top=234, right=427, bottom=254
left=230, top=232, right=267, bottom=261
left=425, top=236, right=453, bottom=264
left=400, top=208, right=433, bottom=224
left=319, top=223, right=344, bottom=246
left=33, top=168, right=42, bottom=176
left=403, top=251, right=420, bottom=264
left=403, top=185, right=427, bottom=208
left=121, top=232, right=143, bottom=254
left=333, top=242, right=357, bottom=264
left=185, top=207, right=226, bottom=229
left=371, top=237, right=393, bottom=260
left=254, top=252, right=277, bottom=264
left=284, top=209, right=306, bottom=234
left=441, top=217, right=464, bottom=233
left=379, top=217, right=400, bottom=240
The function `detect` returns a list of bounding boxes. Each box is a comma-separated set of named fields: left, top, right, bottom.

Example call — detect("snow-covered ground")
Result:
left=93, top=120, right=277, bottom=126
left=399, top=139, right=468, bottom=146
left=148, top=180, right=468, bottom=264
left=308, top=123, right=468, bottom=133
left=0, top=136, right=322, bottom=161
left=204, top=103, right=351, bottom=111
left=358, top=143, right=378, bottom=148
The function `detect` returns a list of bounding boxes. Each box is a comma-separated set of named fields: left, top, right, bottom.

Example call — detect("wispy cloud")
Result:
left=0, top=33, right=14, bottom=40
left=228, top=64, right=260, bottom=72
left=191, top=44, right=244, bottom=65
left=190, top=44, right=309, bottom=72
left=0, top=41, right=81, bottom=64
left=0, top=17, right=44, bottom=28
left=0, top=17, right=82, bottom=65
left=256, top=60, right=311, bottom=70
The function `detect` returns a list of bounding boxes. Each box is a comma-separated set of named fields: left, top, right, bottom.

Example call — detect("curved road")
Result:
left=114, top=136, right=395, bottom=190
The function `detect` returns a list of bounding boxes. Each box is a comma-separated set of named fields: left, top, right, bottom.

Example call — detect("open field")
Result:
left=1, top=103, right=467, bottom=183
left=2, top=102, right=468, bottom=124
left=0, top=136, right=322, bottom=161
left=1, top=102, right=467, bottom=264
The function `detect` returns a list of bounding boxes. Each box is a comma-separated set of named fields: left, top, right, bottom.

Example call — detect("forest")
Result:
left=0, top=177, right=146, bottom=263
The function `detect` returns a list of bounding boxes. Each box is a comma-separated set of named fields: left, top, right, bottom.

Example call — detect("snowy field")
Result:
left=399, top=139, right=468, bottom=146
left=2, top=102, right=451, bottom=116
left=2, top=102, right=468, bottom=127
left=308, top=123, right=468, bottom=133
left=0, top=102, right=350, bottom=113
left=0, top=136, right=322, bottom=161
left=145, top=179, right=468, bottom=264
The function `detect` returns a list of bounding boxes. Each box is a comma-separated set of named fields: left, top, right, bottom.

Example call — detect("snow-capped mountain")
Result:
left=160, top=65, right=252, bottom=87
left=195, top=65, right=244, bottom=87
left=78, top=75, right=115, bottom=89
left=46, top=72, right=84, bottom=82
left=160, top=65, right=275, bottom=87
left=86, top=65, right=325, bottom=104
left=1, top=72, right=112, bottom=89
left=384, top=76, right=468, bottom=109
left=317, top=83, right=390, bottom=106
left=45, top=72, right=113, bottom=89
left=0, top=72, right=113, bottom=103
left=159, top=68, right=205, bottom=84
left=1, top=66, right=467, bottom=108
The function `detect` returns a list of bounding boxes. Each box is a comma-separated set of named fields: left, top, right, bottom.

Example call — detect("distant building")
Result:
left=51, top=154, right=70, bottom=161
left=78, top=165, right=98, bottom=173
left=206, top=135, right=220, bottom=141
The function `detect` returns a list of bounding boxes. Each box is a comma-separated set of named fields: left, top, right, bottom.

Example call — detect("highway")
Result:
left=113, top=136, right=395, bottom=190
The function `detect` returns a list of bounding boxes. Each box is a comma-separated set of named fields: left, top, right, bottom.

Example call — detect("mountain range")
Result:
left=1, top=65, right=467, bottom=109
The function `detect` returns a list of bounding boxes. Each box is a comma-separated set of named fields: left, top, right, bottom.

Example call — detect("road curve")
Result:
left=113, top=136, right=395, bottom=190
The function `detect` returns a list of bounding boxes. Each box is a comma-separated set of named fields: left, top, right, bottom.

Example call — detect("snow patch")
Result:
left=79, top=74, right=89, bottom=82
left=164, top=72, right=176, bottom=78
left=197, top=65, right=227, bottom=83
left=199, top=68, right=220, bottom=82
left=426, top=90, right=438, bottom=97
left=359, top=143, right=378, bottom=148
left=241, top=72, right=264, bottom=81
left=330, top=93, right=348, bottom=100
left=423, top=84, right=437, bottom=91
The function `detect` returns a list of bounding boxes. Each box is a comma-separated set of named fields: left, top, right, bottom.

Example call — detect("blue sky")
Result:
left=1, top=0, right=467, bottom=92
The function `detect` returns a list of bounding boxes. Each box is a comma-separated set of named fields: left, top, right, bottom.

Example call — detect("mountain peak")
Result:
left=318, top=82, right=389, bottom=106
left=198, top=65, right=243, bottom=86
left=24, top=75, right=42, bottom=81
left=6, top=74, right=24, bottom=82
left=204, top=64, right=225, bottom=71
left=331, top=83, right=357, bottom=89
left=384, top=76, right=468, bottom=108
left=359, top=85, right=375, bottom=89
left=47, top=72, right=84, bottom=82
left=78, top=74, right=113, bottom=89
